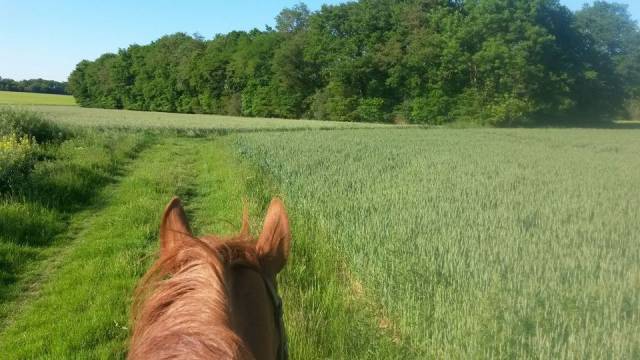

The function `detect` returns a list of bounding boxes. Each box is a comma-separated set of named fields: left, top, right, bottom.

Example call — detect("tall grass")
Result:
left=234, top=128, right=640, bottom=358
left=0, top=109, right=70, bottom=192
left=0, top=108, right=69, bottom=143
left=0, top=134, right=38, bottom=192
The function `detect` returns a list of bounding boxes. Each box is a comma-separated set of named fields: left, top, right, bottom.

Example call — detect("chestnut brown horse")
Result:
left=129, top=197, right=290, bottom=360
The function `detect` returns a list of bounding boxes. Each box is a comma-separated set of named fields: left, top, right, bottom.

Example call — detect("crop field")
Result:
left=234, top=129, right=640, bottom=358
left=16, top=105, right=392, bottom=132
left=0, top=91, right=76, bottom=106
left=0, top=106, right=638, bottom=358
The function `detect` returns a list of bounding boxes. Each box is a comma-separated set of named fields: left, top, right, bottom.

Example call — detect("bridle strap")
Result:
left=261, top=274, right=288, bottom=360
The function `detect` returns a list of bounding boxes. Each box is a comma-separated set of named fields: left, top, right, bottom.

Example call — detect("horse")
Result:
left=128, top=197, right=291, bottom=360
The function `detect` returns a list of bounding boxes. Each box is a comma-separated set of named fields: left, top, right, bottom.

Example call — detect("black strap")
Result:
left=261, top=275, right=288, bottom=360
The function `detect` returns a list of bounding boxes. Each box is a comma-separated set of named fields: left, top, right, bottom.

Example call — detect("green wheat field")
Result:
left=0, top=95, right=638, bottom=358
left=0, top=91, right=76, bottom=106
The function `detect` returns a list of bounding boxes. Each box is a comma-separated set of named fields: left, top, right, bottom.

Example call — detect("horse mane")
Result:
left=129, top=230, right=260, bottom=360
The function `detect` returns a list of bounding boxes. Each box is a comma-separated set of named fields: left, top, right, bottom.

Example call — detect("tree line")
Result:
left=0, top=77, right=69, bottom=95
left=68, top=0, right=640, bottom=125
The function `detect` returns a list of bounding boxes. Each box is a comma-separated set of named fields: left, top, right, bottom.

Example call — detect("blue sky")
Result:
left=1, top=0, right=638, bottom=82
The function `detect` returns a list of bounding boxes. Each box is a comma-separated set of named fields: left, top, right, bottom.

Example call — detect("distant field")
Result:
left=0, top=91, right=76, bottom=106
left=15, top=105, right=392, bottom=131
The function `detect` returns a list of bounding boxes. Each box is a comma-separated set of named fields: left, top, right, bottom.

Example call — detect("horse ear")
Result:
left=160, top=197, right=193, bottom=256
left=257, top=198, right=291, bottom=275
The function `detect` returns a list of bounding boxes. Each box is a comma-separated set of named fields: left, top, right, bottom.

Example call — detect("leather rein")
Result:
left=260, top=273, right=288, bottom=360
left=234, top=262, right=288, bottom=360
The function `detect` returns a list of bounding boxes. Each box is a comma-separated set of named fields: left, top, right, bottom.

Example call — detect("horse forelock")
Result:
left=129, top=233, right=260, bottom=360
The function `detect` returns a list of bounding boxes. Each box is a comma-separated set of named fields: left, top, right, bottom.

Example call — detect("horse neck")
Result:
left=227, top=265, right=279, bottom=360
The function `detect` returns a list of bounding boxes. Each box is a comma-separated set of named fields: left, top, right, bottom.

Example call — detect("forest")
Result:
left=68, top=0, right=640, bottom=125
left=0, top=77, right=68, bottom=95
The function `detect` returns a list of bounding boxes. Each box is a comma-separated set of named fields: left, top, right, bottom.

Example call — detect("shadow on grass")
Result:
left=23, top=164, right=115, bottom=213
left=0, top=204, right=65, bottom=248
left=602, top=121, right=640, bottom=129
left=0, top=243, right=41, bottom=295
